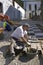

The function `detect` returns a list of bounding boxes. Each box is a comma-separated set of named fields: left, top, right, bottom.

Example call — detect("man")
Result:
left=3, top=20, right=12, bottom=31
left=10, top=23, right=30, bottom=57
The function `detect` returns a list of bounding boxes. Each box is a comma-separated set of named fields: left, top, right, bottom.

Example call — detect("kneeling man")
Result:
left=10, top=23, right=30, bottom=57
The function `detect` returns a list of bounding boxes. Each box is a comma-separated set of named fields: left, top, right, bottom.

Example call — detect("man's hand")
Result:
left=26, top=42, right=31, bottom=47
left=18, top=37, right=31, bottom=47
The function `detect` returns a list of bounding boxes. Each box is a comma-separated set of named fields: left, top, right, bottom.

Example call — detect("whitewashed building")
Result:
left=0, top=0, right=12, bottom=15
left=0, top=0, right=25, bottom=20
left=22, top=0, right=41, bottom=19
left=14, top=1, right=25, bottom=20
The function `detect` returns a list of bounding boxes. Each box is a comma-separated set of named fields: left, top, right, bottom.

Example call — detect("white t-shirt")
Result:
left=11, top=26, right=27, bottom=39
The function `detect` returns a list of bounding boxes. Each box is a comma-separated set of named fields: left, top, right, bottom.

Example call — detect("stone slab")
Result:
left=35, top=33, right=43, bottom=35
left=33, top=29, right=41, bottom=31
left=28, top=40, right=39, bottom=43
left=31, top=43, right=37, bottom=50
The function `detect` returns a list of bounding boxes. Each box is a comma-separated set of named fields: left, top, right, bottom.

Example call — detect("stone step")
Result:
left=36, top=36, right=43, bottom=39
left=31, top=25, right=37, bottom=27
left=28, top=33, right=35, bottom=36
left=36, top=43, right=43, bottom=55
left=28, top=36, right=37, bottom=40
left=34, top=31, right=42, bottom=33
left=32, top=27, right=40, bottom=29
left=32, top=27, right=39, bottom=29
left=28, top=31, right=34, bottom=33
left=37, top=43, right=42, bottom=51
left=29, top=38, right=38, bottom=40
left=28, top=43, right=42, bottom=52
left=28, top=40, right=39, bottom=43
left=35, top=33, right=43, bottom=39
left=35, top=33, right=43, bottom=36
left=27, top=42, right=43, bottom=55
left=33, top=29, right=41, bottom=32
left=31, top=43, right=37, bottom=50
left=28, top=29, right=33, bottom=31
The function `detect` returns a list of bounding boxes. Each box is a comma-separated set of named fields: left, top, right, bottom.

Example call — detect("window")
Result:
left=29, top=4, right=31, bottom=10
left=35, top=4, right=37, bottom=10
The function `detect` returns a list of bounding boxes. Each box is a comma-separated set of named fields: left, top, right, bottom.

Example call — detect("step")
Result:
left=32, top=27, right=39, bottom=29
left=34, top=31, right=42, bottom=33
left=37, top=43, right=42, bottom=51
left=35, top=33, right=43, bottom=36
left=31, top=43, right=37, bottom=50
left=28, top=36, right=37, bottom=40
left=28, top=40, right=39, bottom=43
left=37, top=43, right=43, bottom=55
left=35, top=33, right=43, bottom=39
left=28, top=31, right=34, bottom=33
left=33, top=29, right=41, bottom=32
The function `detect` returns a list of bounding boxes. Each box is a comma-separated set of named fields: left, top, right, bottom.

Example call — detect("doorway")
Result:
left=29, top=13, right=31, bottom=19
left=0, top=2, right=3, bottom=13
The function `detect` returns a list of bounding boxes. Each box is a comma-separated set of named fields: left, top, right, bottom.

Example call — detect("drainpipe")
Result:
left=24, top=2, right=26, bottom=18
left=12, top=0, right=15, bottom=6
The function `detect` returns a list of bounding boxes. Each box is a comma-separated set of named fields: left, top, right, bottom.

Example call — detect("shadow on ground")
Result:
left=0, top=45, right=37, bottom=65
left=0, top=45, right=10, bottom=57
left=18, top=52, right=36, bottom=62
left=38, top=55, right=43, bottom=65
left=0, top=45, right=13, bottom=65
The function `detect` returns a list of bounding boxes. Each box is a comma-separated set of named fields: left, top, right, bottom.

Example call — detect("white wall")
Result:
left=0, top=0, right=25, bottom=20
left=14, top=2, right=25, bottom=20
left=23, top=1, right=41, bottom=19
left=0, top=0, right=13, bottom=14
left=3, top=0, right=12, bottom=14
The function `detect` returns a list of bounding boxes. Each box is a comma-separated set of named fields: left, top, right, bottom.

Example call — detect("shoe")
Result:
left=16, top=46, right=23, bottom=50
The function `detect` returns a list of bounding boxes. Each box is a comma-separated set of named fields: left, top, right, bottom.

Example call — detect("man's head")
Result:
left=23, top=23, right=30, bottom=31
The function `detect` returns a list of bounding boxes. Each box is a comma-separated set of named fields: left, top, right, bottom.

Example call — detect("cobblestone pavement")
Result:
left=0, top=20, right=43, bottom=65
left=0, top=41, right=41, bottom=65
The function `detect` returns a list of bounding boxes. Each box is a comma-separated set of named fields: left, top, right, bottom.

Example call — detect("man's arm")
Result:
left=18, top=37, right=28, bottom=45
left=18, top=36, right=30, bottom=46
left=21, top=37, right=27, bottom=43
left=24, top=34, right=29, bottom=41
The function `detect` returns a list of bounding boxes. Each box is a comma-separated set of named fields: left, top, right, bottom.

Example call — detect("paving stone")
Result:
left=31, top=26, right=37, bottom=28
left=33, top=29, right=41, bottom=31
left=31, top=43, right=37, bottom=50
left=28, top=31, right=34, bottom=33
left=34, top=31, right=42, bottom=33
left=35, top=33, right=43, bottom=36
left=28, top=40, right=39, bottom=43
left=35, top=33, right=43, bottom=39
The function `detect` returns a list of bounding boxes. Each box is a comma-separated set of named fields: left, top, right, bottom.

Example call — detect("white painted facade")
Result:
left=0, top=0, right=12, bottom=14
left=14, top=2, right=25, bottom=20
left=22, top=0, right=41, bottom=19
left=0, top=0, right=25, bottom=20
